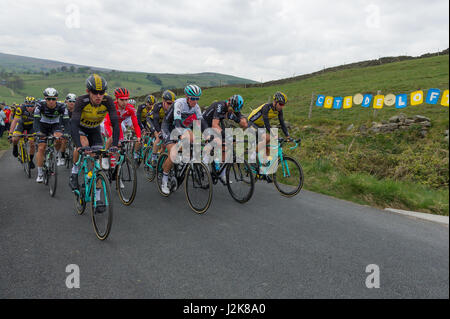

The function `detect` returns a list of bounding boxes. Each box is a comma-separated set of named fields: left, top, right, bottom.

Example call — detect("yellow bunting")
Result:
left=384, top=94, right=396, bottom=107
left=353, top=93, right=363, bottom=105
left=410, top=90, right=424, bottom=106
left=324, top=96, right=334, bottom=109
left=343, top=96, right=353, bottom=109
left=373, top=95, right=384, bottom=109
left=441, top=90, right=449, bottom=107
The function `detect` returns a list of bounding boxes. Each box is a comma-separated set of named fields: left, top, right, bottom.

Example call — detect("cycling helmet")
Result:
left=43, top=88, right=59, bottom=98
left=24, top=96, right=36, bottom=105
left=273, top=91, right=287, bottom=104
left=86, top=74, right=108, bottom=92
left=146, top=95, right=156, bottom=104
left=162, top=90, right=176, bottom=102
left=184, top=84, right=202, bottom=98
left=229, top=94, right=244, bottom=112
left=114, top=87, right=130, bottom=99
left=66, top=93, right=77, bottom=102
left=128, top=99, right=136, bottom=106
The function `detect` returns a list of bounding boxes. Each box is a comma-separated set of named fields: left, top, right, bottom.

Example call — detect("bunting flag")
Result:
left=314, top=88, right=449, bottom=109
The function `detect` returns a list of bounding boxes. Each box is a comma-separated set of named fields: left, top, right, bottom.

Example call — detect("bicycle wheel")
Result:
left=116, top=154, right=137, bottom=206
left=184, top=162, right=213, bottom=214
left=156, top=152, right=170, bottom=197
left=91, top=171, right=113, bottom=240
left=143, top=147, right=156, bottom=182
left=74, top=173, right=86, bottom=215
left=48, top=151, right=58, bottom=197
left=226, top=161, right=255, bottom=203
left=22, top=144, right=31, bottom=178
left=273, top=156, right=304, bottom=197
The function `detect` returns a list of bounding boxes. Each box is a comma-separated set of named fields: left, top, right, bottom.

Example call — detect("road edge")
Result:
left=385, top=208, right=449, bottom=225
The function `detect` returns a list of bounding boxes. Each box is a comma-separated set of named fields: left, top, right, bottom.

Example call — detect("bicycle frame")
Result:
left=75, top=153, right=108, bottom=207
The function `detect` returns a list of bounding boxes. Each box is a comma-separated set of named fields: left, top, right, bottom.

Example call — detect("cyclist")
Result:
left=103, top=88, right=141, bottom=160
left=160, top=84, right=206, bottom=195
left=201, top=94, right=247, bottom=183
left=8, top=97, right=37, bottom=168
left=69, top=74, right=120, bottom=191
left=136, top=95, right=156, bottom=131
left=33, top=88, right=70, bottom=183
left=247, top=91, right=291, bottom=164
left=147, top=90, right=175, bottom=166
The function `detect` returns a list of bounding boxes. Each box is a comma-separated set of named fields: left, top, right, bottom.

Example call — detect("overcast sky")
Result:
left=0, top=0, right=448, bottom=81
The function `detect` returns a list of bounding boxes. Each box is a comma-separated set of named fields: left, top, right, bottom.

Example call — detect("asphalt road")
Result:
left=0, top=150, right=448, bottom=299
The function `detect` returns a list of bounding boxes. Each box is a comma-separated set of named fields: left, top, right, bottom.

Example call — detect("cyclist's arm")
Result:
left=70, top=101, right=83, bottom=148
left=129, top=112, right=142, bottom=139
left=33, top=105, right=42, bottom=135
left=107, top=100, right=120, bottom=147
left=152, top=111, right=161, bottom=132
left=278, top=110, right=289, bottom=137
left=8, top=117, right=19, bottom=135
left=262, top=105, right=272, bottom=133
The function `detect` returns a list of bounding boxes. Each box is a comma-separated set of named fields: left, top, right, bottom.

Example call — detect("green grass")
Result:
left=203, top=55, right=449, bottom=215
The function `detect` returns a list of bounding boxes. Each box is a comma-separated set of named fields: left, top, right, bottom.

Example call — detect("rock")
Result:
left=399, top=126, right=410, bottom=130
left=419, top=121, right=431, bottom=128
left=359, top=125, right=368, bottom=134
left=398, top=113, right=407, bottom=122
left=419, top=130, right=428, bottom=138
left=404, top=119, right=415, bottom=125
left=389, top=115, right=400, bottom=123
left=372, top=122, right=379, bottom=127
left=445, top=130, right=449, bottom=136
left=347, top=124, right=354, bottom=131
left=413, top=115, right=431, bottom=123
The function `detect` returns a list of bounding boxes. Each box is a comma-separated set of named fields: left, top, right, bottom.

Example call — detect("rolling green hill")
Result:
left=0, top=52, right=257, bottom=104
left=197, top=54, right=449, bottom=215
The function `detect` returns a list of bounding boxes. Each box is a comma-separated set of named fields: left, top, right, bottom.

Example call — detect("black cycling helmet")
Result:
left=273, top=91, right=287, bottom=104
left=86, top=74, right=108, bottom=92
left=162, top=90, right=176, bottom=102
left=43, top=88, right=59, bottom=97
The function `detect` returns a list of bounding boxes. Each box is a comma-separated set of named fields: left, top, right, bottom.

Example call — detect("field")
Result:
left=199, top=55, right=449, bottom=215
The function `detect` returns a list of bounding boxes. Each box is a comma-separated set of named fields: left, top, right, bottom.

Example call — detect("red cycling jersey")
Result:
left=103, top=102, right=141, bottom=140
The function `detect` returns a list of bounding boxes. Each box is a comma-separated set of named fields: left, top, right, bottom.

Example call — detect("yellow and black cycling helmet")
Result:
left=146, top=95, right=156, bottom=104
left=86, top=74, right=108, bottom=92
left=24, top=96, right=36, bottom=105
left=273, top=91, right=288, bottom=105
left=161, top=90, right=176, bottom=102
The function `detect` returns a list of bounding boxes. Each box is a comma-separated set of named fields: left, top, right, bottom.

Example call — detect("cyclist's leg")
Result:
left=11, top=120, right=23, bottom=157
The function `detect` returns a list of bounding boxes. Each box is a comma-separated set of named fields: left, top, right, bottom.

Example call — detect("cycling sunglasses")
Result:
left=90, top=90, right=106, bottom=96
left=188, top=97, right=200, bottom=101
left=45, top=97, right=57, bottom=101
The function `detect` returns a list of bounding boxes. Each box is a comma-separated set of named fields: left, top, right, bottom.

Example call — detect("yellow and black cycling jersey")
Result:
left=136, top=103, right=153, bottom=129
left=14, top=105, right=34, bottom=126
left=247, top=103, right=289, bottom=136
left=71, top=94, right=120, bottom=148
left=147, top=102, right=167, bottom=132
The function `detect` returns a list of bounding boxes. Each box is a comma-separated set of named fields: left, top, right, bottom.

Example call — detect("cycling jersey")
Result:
left=161, top=98, right=205, bottom=144
left=102, top=101, right=141, bottom=140
left=71, top=94, right=120, bottom=148
left=136, top=104, right=152, bottom=129
left=14, top=105, right=35, bottom=126
left=148, top=102, right=167, bottom=132
left=202, top=100, right=243, bottom=128
left=247, top=103, right=289, bottom=136
left=33, top=101, right=69, bottom=134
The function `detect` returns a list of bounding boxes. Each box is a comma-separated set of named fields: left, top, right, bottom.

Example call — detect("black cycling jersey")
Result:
left=33, top=101, right=69, bottom=134
left=202, top=100, right=243, bottom=129
left=137, top=103, right=152, bottom=129
left=248, top=103, right=289, bottom=136
left=149, top=102, right=167, bottom=132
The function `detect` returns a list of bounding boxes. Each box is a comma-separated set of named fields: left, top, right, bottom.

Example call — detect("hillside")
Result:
left=0, top=52, right=256, bottom=104
left=197, top=54, right=449, bottom=215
